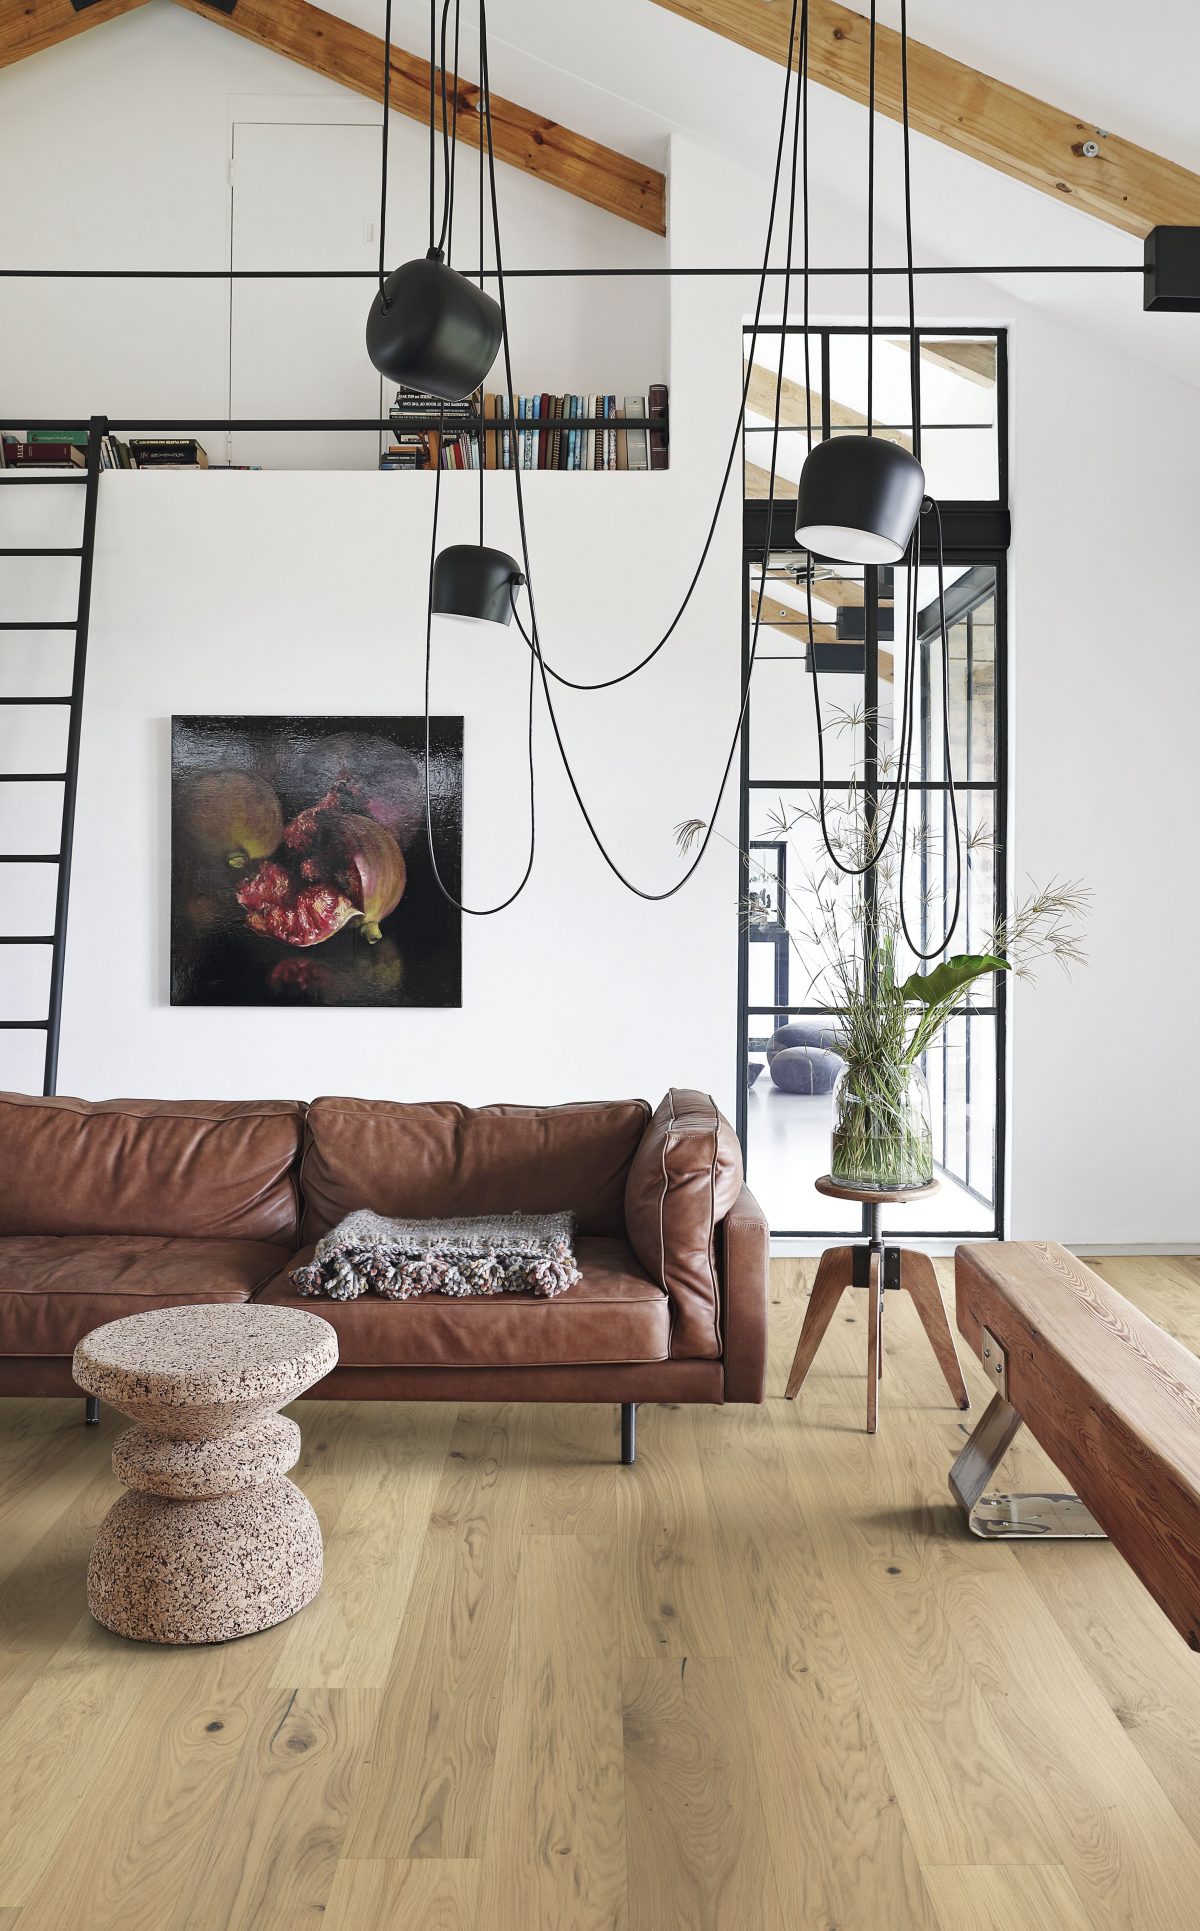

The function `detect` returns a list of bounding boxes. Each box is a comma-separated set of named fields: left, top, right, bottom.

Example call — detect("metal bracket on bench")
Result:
left=949, top=1390, right=1107, bottom=1541
left=852, top=1244, right=902, bottom=1290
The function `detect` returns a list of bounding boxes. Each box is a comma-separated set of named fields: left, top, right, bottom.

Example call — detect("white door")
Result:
left=229, top=121, right=384, bottom=471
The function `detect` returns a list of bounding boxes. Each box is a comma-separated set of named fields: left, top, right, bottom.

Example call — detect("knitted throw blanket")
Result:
left=291, top=1209, right=581, bottom=1303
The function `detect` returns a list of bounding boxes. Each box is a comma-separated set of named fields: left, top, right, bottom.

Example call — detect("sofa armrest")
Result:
left=624, top=1089, right=743, bottom=1360
left=720, top=1184, right=769, bottom=1402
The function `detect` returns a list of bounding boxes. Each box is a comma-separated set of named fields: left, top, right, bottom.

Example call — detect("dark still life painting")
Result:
left=171, top=716, right=463, bottom=1007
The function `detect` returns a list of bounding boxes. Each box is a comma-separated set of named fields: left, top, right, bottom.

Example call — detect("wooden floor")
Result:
left=2, top=1256, right=1200, bottom=1928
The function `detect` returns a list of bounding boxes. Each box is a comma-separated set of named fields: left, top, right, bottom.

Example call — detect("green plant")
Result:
left=677, top=703, right=1088, bottom=1189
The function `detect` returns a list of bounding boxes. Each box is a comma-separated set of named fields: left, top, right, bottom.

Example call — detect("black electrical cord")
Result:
left=897, top=498, right=963, bottom=957
left=866, top=0, right=876, bottom=435
left=497, top=0, right=812, bottom=695
left=480, top=0, right=804, bottom=902
left=377, top=0, right=394, bottom=310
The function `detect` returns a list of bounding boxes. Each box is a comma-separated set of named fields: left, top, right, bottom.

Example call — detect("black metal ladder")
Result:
left=0, top=414, right=105, bottom=1096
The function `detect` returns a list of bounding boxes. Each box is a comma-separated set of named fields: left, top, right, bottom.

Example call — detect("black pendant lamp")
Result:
left=432, top=544, right=524, bottom=626
left=795, top=434, right=925, bottom=565
left=794, top=0, right=924, bottom=565
left=365, top=247, right=502, bottom=402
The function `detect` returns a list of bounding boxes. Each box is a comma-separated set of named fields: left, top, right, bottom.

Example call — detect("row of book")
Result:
left=0, top=431, right=211, bottom=469
left=381, top=387, right=669, bottom=473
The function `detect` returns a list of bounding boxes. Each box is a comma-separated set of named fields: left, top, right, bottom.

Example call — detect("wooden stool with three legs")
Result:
left=784, top=1175, right=970, bottom=1435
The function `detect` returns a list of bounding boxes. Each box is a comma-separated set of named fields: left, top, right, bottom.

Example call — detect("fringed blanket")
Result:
left=291, top=1209, right=581, bottom=1303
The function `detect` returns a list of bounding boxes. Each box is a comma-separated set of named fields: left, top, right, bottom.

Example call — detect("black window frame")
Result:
left=737, top=323, right=1010, bottom=1242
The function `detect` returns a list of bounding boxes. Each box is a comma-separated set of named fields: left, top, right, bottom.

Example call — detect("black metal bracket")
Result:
left=852, top=1245, right=903, bottom=1290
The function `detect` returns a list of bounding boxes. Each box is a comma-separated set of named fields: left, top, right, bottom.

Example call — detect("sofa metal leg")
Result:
left=84, top=1397, right=100, bottom=1426
left=621, top=1402, right=637, bottom=1465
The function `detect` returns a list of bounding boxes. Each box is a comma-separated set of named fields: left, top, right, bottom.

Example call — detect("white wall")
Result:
left=2, top=9, right=1199, bottom=1246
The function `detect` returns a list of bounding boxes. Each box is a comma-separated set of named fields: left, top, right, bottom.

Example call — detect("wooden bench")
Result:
left=951, top=1241, right=1200, bottom=1650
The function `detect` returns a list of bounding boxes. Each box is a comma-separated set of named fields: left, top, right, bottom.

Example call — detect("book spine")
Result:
left=649, top=385, right=668, bottom=470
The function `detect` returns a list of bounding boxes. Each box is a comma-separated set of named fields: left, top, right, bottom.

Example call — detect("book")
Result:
left=128, top=438, right=209, bottom=468
left=391, top=387, right=477, bottom=427
left=625, top=396, right=648, bottom=471
left=585, top=394, right=596, bottom=473
left=538, top=392, right=552, bottom=470
left=616, top=406, right=628, bottom=472
left=606, top=396, right=618, bottom=471
left=29, top=428, right=89, bottom=447
left=1, top=439, right=85, bottom=466
left=484, top=393, right=497, bottom=470
left=648, top=385, right=668, bottom=471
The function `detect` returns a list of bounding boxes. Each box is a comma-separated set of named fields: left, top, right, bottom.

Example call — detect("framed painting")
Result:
left=171, top=715, right=463, bottom=1007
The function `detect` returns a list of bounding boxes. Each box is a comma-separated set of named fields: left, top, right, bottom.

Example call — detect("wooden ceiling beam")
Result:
left=168, top=0, right=665, bottom=234
left=0, top=0, right=153, bottom=71
left=744, top=362, right=914, bottom=451
left=650, top=0, right=1200, bottom=237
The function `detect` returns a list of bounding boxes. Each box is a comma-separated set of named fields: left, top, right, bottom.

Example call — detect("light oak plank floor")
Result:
left=2, top=1255, right=1200, bottom=1928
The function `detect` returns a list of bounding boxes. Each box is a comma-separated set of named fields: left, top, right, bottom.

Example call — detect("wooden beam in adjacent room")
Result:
left=0, top=0, right=152, bottom=72
left=744, top=363, right=913, bottom=452
left=168, top=0, right=665, bottom=233
left=650, top=0, right=1200, bottom=237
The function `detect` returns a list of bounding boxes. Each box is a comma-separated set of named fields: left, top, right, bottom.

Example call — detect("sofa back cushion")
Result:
left=300, top=1097, right=651, bottom=1243
left=624, top=1089, right=744, bottom=1360
left=0, top=1093, right=303, bottom=1245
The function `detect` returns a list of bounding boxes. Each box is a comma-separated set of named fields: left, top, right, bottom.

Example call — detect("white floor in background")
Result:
left=745, top=1080, right=996, bottom=1237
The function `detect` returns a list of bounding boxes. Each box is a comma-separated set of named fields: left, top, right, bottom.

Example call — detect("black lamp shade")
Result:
left=366, top=251, right=503, bottom=401
left=794, top=435, right=925, bottom=567
left=432, top=545, right=523, bottom=627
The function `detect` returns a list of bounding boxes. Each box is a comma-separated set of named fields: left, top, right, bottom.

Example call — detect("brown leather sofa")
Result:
left=0, top=1087, right=769, bottom=1459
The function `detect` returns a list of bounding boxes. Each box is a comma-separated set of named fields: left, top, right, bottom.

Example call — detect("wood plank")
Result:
left=0, top=0, right=151, bottom=71
left=168, top=0, right=665, bottom=233
left=324, top=1858, right=479, bottom=1931
left=178, top=1688, right=378, bottom=1930
left=476, top=1534, right=625, bottom=1929
left=923, top=1864, right=1092, bottom=1931
left=343, top=1403, right=531, bottom=1860
left=745, top=361, right=913, bottom=449
left=267, top=1400, right=455, bottom=1689
left=749, top=590, right=836, bottom=641
left=956, top=1240, right=1200, bottom=1647
left=622, top=1655, right=784, bottom=1928
left=651, top=0, right=1200, bottom=236
left=695, top=1393, right=939, bottom=1928
left=616, top=1401, right=733, bottom=1659
left=772, top=1265, right=1058, bottom=1869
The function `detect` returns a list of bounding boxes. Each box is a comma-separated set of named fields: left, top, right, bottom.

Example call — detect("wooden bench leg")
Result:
left=949, top=1392, right=1106, bottom=1540
left=901, top=1250, right=970, bottom=1411
left=785, top=1246, right=855, bottom=1400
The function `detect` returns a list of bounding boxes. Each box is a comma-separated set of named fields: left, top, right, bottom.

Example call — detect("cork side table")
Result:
left=73, top=1302, right=338, bottom=1645
left=784, top=1175, right=969, bottom=1435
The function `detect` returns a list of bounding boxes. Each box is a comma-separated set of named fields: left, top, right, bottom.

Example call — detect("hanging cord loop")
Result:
left=897, top=497, right=962, bottom=958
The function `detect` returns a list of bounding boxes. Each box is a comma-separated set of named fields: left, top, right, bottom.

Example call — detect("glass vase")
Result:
left=830, top=1060, right=933, bottom=1192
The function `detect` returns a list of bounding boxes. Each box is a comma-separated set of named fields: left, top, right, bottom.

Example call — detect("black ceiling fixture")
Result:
left=365, top=0, right=502, bottom=400
left=794, top=0, right=925, bottom=566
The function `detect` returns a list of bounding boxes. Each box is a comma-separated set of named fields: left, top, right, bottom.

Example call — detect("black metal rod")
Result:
left=85, top=1396, right=99, bottom=1426
left=5, top=417, right=657, bottom=433
left=0, top=263, right=1141, bottom=279
left=43, top=415, right=105, bottom=1098
left=620, top=1402, right=637, bottom=1466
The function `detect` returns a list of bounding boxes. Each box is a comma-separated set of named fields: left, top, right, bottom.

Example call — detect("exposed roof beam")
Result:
left=0, top=0, right=152, bottom=71
left=649, top=0, right=1200, bottom=237
left=163, top=0, right=665, bottom=234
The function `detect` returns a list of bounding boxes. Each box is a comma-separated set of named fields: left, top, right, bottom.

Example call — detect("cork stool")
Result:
left=784, top=1175, right=969, bottom=1435
left=74, top=1302, right=338, bottom=1644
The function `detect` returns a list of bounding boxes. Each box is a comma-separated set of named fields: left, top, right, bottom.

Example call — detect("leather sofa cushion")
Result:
left=624, top=1089, right=744, bottom=1360
left=0, top=1234, right=291, bottom=1357
left=299, top=1097, right=650, bottom=1243
left=0, top=1093, right=303, bottom=1244
left=255, top=1235, right=669, bottom=1369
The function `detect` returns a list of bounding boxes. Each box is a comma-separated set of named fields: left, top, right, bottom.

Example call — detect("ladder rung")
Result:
left=0, top=854, right=61, bottom=863
left=0, top=773, right=66, bottom=783
left=0, top=621, right=77, bottom=631
left=0, top=1019, right=49, bottom=1029
left=0, top=935, right=54, bottom=944
left=0, top=548, right=83, bottom=558
left=0, top=696, right=72, bottom=706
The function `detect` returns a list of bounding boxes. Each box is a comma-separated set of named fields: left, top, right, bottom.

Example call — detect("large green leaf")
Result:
left=899, top=953, right=1010, bottom=1007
